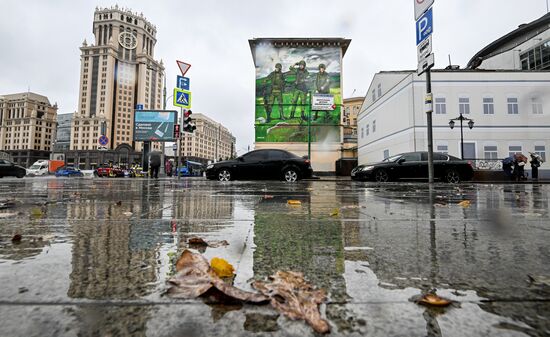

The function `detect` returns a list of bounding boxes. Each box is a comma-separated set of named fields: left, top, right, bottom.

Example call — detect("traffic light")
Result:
left=182, top=109, right=196, bottom=133
left=173, top=124, right=180, bottom=139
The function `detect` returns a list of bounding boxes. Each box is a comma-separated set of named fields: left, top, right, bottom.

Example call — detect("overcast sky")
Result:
left=1, top=0, right=548, bottom=152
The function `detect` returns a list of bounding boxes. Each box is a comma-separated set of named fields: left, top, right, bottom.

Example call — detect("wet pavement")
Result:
left=0, top=176, right=549, bottom=336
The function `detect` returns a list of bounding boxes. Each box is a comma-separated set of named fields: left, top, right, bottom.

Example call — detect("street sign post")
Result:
left=417, top=53, right=435, bottom=76
left=136, top=104, right=144, bottom=110
left=414, top=0, right=434, bottom=20
left=416, top=7, right=433, bottom=45
left=172, top=143, right=177, bottom=151
left=173, top=88, right=192, bottom=109
left=176, top=60, right=191, bottom=76
left=176, top=76, right=190, bottom=90
left=417, top=36, right=432, bottom=61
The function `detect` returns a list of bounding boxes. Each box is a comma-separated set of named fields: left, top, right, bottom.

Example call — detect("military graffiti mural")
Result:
left=254, top=46, right=341, bottom=143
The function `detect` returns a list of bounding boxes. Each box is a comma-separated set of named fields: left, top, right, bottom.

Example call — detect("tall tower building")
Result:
left=71, top=6, right=164, bottom=151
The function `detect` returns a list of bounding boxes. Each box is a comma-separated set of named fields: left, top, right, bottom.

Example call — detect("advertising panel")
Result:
left=254, top=45, right=341, bottom=143
left=133, top=110, right=177, bottom=141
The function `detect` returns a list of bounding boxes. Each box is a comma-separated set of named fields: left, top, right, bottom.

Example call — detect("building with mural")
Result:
left=249, top=38, right=351, bottom=173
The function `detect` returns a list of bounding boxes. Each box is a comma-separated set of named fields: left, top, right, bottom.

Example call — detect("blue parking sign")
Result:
left=176, top=76, right=190, bottom=90
left=416, top=7, right=433, bottom=46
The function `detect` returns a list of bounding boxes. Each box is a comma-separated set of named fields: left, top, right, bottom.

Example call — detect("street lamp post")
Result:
left=449, top=113, right=474, bottom=160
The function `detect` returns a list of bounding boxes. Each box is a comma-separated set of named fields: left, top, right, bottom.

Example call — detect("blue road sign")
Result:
left=136, top=104, right=144, bottom=110
left=173, top=88, right=192, bottom=109
left=176, top=76, right=190, bottom=90
left=98, top=135, right=109, bottom=146
left=416, top=7, right=433, bottom=46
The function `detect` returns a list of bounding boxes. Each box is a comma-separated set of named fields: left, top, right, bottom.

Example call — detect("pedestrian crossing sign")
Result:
left=174, top=88, right=192, bottom=109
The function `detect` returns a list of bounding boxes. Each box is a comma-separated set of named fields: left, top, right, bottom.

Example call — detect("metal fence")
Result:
left=471, top=158, right=503, bottom=170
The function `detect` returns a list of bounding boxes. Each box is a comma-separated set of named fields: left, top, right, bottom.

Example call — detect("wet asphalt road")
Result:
left=0, top=176, right=549, bottom=337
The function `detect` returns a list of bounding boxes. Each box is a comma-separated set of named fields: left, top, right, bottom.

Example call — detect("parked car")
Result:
left=55, top=166, right=84, bottom=177
left=26, top=160, right=50, bottom=176
left=351, top=151, right=474, bottom=183
left=0, top=159, right=26, bottom=178
left=95, top=164, right=124, bottom=177
left=206, top=149, right=313, bottom=182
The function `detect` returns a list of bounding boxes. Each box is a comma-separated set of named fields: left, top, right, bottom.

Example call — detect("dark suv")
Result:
left=205, top=149, right=313, bottom=182
left=0, top=159, right=26, bottom=178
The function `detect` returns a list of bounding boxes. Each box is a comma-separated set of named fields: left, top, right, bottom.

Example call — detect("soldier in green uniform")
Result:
left=288, top=60, right=309, bottom=120
left=315, top=64, right=330, bottom=94
left=314, top=63, right=331, bottom=119
left=263, top=63, right=286, bottom=123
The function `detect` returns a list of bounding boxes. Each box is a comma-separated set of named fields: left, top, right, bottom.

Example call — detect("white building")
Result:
left=358, top=13, right=550, bottom=170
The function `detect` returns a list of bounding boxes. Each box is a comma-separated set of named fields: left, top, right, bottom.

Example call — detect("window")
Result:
left=436, top=145, right=448, bottom=154
left=366, top=124, right=369, bottom=136
left=507, top=97, right=519, bottom=114
left=535, top=145, right=546, bottom=161
left=372, top=120, right=376, bottom=133
left=484, top=145, right=498, bottom=159
left=508, top=145, right=522, bottom=157
left=377, top=83, right=382, bottom=97
left=483, top=97, right=495, bottom=115
left=372, top=89, right=376, bottom=101
left=361, top=127, right=364, bottom=139
left=383, top=149, right=389, bottom=159
left=459, top=97, right=470, bottom=114
left=435, top=97, right=446, bottom=114
left=532, top=97, right=543, bottom=114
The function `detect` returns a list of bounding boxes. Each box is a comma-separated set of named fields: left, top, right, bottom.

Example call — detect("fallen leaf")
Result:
left=123, top=211, right=133, bottom=217
left=211, top=257, right=234, bottom=278
left=115, top=201, right=122, bottom=206
left=168, top=250, right=267, bottom=303
left=330, top=209, right=339, bottom=217
left=415, top=293, right=452, bottom=307
left=30, top=208, right=43, bottom=217
left=458, top=200, right=470, bottom=208
left=528, top=274, right=550, bottom=286
left=253, top=271, right=330, bottom=334
left=11, top=234, right=22, bottom=243
left=287, top=200, right=301, bottom=205
left=188, top=237, right=229, bottom=248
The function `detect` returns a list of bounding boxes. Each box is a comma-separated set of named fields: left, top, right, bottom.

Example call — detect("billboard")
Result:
left=133, top=110, right=177, bottom=141
left=254, top=45, right=341, bottom=143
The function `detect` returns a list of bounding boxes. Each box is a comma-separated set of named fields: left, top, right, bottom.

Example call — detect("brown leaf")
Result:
left=11, top=234, right=22, bottom=243
left=168, top=250, right=267, bottom=303
left=253, top=271, right=330, bottom=334
left=188, top=237, right=229, bottom=248
left=415, top=293, right=452, bottom=307
left=115, top=201, right=122, bottom=206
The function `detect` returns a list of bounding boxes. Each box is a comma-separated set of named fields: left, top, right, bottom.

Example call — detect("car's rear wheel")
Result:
left=218, top=169, right=231, bottom=181
left=16, top=172, right=25, bottom=178
left=374, top=169, right=389, bottom=182
left=283, top=168, right=299, bottom=182
left=445, top=169, right=461, bottom=183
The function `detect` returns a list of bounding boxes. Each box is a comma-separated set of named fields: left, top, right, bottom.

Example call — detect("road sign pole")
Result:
left=426, top=68, right=434, bottom=183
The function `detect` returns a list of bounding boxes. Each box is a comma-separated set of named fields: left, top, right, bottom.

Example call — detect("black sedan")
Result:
left=206, top=149, right=313, bottom=182
left=351, top=152, right=474, bottom=183
left=0, top=159, right=26, bottom=178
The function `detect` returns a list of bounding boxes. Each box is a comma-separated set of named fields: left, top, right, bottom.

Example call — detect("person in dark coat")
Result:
left=149, top=151, right=162, bottom=178
left=529, top=152, right=542, bottom=180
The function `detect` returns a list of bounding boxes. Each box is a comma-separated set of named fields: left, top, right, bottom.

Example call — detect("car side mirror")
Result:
left=397, top=158, right=405, bottom=165
left=238, top=157, right=244, bottom=162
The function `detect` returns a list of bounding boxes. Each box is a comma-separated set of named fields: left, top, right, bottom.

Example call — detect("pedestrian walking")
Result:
left=513, top=153, right=528, bottom=181
left=149, top=151, right=161, bottom=179
left=529, top=152, right=543, bottom=180
left=165, top=159, right=173, bottom=177
left=502, top=156, right=514, bottom=180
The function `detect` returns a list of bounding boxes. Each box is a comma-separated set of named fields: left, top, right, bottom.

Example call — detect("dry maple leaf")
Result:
left=287, top=200, right=301, bottom=205
left=168, top=250, right=267, bottom=303
left=253, top=271, right=330, bottom=334
left=458, top=200, right=471, bottom=208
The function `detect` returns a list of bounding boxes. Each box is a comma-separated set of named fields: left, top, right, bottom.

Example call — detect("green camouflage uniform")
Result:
left=289, top=60, right=309, bottom=120
left=314, top=64, right=331, bottom=119
left=264, top=63, right=285, bottom=122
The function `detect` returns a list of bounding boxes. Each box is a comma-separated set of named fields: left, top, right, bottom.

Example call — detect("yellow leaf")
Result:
left=287, top=200, right=301, bottom=205
left=458, top=200, right=470, bottom=208
left=417, top=293, right=452, bottom=307
left=330, top=208, right=339, bottom=217
left=210, top=257, right=234, bottom=278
